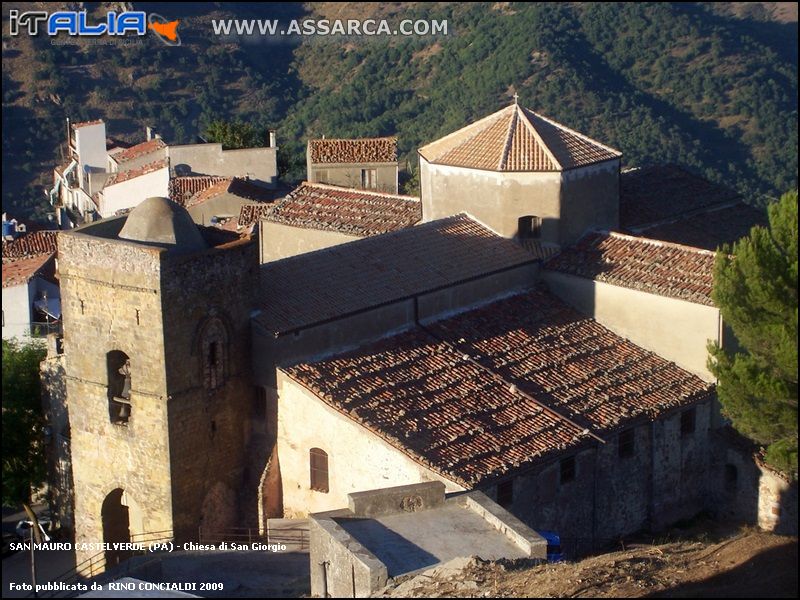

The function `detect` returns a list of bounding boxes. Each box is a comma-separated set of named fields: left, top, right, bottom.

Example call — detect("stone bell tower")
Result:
left=58, top=197, right=258, bottom=569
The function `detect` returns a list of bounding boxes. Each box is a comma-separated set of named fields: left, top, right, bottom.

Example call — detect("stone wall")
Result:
left=58, top=224, right=260, bottom=566
left=650, top=401, right=714, bottom=529
left=755, top=463, right=797, bottom=534
left=58, top=230, right=173, bottom=567
left=160, top=239, right=260, bottom=540
left=277, top=368, right=715, bottom=548
left=709, top=430, right=798, bottom=536
left=308, top=509, right=388, bottom=598
left=40, top=335, right=73, bottom=539
left=487, top=401, right=714, bottom=557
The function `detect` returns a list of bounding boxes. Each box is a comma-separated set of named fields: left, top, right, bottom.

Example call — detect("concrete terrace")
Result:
left=336, top=502, right=529, bottom=577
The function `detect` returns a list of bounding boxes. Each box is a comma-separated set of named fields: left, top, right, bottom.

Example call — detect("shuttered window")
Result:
left=681, top=408, right=696, bottom=437
left=361, top=168, right=377, bottom=189
left=497, top=480, right=513, bottom=507
left=310, top=448, right=329, bottom=493
left=560, top=456, right=576, bottom=484
left=618, top=428, right=635, bottom=459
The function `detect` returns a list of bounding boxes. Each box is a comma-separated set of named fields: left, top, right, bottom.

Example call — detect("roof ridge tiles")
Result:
left=420, top=103, right=620, bottom=172
left=603, top=230, right=719, bottom=257
left=516, top=105, right=561, bottom=170
left=524, top=108, right=622, bottom=159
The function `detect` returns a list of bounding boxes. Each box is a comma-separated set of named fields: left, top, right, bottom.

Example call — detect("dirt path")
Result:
left=378, top=531, right=797, bottom=598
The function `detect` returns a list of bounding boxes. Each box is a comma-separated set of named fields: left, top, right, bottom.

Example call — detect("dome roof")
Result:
left=119, top=197, right=208, bottom=253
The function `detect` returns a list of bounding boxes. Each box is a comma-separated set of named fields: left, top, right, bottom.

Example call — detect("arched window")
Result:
left=107, top=351, right=131, bottom=425
left=199, top=318, right=228, bottom=390
left=309, top=448, right=329, bottom=493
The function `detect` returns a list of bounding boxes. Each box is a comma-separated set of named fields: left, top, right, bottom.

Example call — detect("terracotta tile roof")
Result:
left=284, top=290, right=713, bottom=487
left=545, top=231, right=716, bottom=306
left=2, top=253, right=55, bottom=288
left=111, top=138, right=166, bottom=164
left=517, top=239, right=561, bottom=261
left=105, top=159, right=168, bottom=187
left=185, top=177, right=276, bottom=208
left=620, top=165, right=742, bottom=230
left=419, top=104, right=621, bottom=172
left=256, top=214, right=535, bottom=334
left=169, top=175, right=230, bottom=206
left=309, top=137, right=397, bottom=164
left=238, top=204, right=275, bottom=228
left=2, top=231, right=58, bottom=259
left=71, top=119, right=103, bottom=129
left=635, top=203, right=767, bottom=251
left=256, top=182, right=421, bottom=237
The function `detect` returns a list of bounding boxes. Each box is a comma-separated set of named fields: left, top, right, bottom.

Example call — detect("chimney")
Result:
left=269, top=129, right=276, bottom=148
left=146, top=126, right=153, bottom=141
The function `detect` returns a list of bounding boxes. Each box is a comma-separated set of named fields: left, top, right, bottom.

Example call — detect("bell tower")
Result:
left=59, top=197, right=257, bottom=569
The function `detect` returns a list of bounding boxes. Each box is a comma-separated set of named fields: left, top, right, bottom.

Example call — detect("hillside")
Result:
left=1, top=2, right=797, bottom=221
left=377, top=529, right=798, bottom=598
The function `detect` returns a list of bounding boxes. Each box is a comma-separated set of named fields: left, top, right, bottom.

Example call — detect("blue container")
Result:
left=537, top=530, right=565, bottom=562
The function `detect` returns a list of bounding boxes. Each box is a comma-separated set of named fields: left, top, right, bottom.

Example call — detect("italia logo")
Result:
left=8, top=10, right=181, bottom=46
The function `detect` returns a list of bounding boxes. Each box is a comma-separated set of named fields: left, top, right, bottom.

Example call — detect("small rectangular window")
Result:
left=310, top=448, right=329, bottom=493
left=618, top=428, right=635, bottom=459
left=725, top=464, right=738, bottom=492
left=361, top=168, right=377, bottom=189
left=681, top=408, right=696, bottom=437
left=560, top=456, right=575, bottom=485
left=497, top=480, right=513, bottom=508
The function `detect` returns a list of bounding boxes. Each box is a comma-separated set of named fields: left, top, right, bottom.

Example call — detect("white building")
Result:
left=52, top=120, right=279, bottom=226
left=2, top=231, right=60, bottom=340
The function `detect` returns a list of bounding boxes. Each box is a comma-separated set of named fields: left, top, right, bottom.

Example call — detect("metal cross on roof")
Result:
left=513, top=92, right=519, bottom=104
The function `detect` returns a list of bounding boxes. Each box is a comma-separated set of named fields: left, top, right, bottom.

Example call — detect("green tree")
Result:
left=204, top=120, right=265, bottom=150
left=2, top=339, right=47, bottom=510
left=708, top=190, right=798, bottom=476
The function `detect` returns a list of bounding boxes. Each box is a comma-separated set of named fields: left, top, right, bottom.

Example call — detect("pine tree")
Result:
left=709, top=190, right=798, bottom=476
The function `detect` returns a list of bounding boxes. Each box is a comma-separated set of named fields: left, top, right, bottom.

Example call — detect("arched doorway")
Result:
left=102, top=489, right=131, bottom=568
